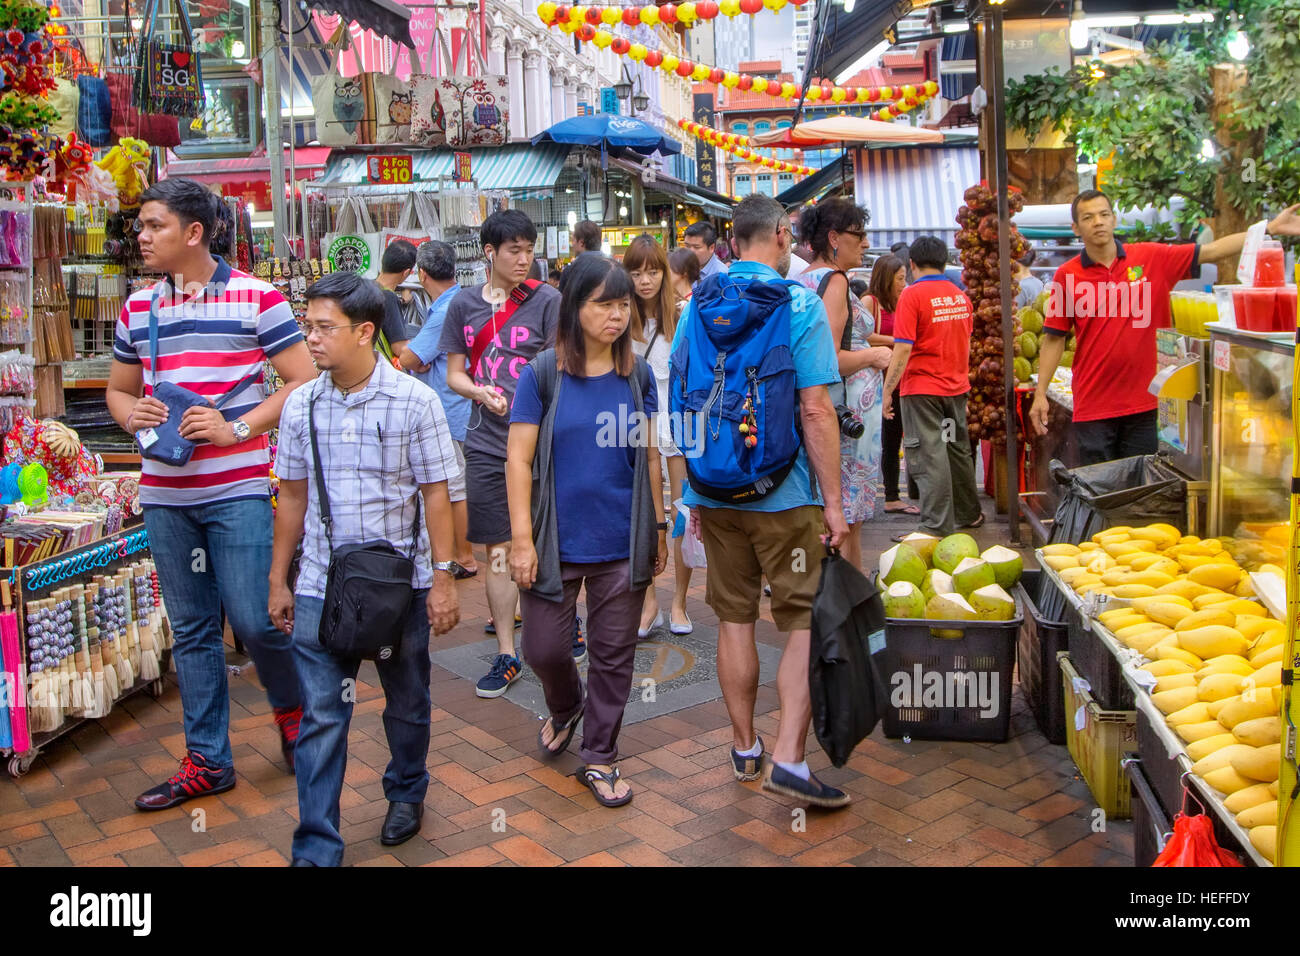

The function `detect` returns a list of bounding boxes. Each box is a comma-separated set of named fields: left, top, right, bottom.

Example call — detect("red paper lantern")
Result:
left=622, top=6, right=641, bottom=25
left=820, top=84, right=833, bottom=99
left=708, top=67, right=725, bottom=83
left=584, top=6, right=603, bottom=23
left=660, top=3, right=678, bottom=22
left=611, top=36, right=630, bottom=53
left=675, top=58, right=693, bottom=76
left=739, top=0, right=762, bottom=12
left=644, top=50, right=663, bottom=66
left=555, top=4, right=571, bottom=20
left=697, top=0, right=719, bottom=18
left=578, top=22, right=597, bottom=40
left=737, top=73, right=752, bottom=91
left=766, top=82, right=783, bottom=97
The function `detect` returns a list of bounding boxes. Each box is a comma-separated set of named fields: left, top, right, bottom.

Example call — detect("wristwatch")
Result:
left=231, top=419, right=251, bottom=442
left=432, top=561, right=457, bottom=575
left=656, top=522, right=668, bottom=531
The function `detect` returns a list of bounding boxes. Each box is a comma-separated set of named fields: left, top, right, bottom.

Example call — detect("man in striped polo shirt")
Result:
left=106, top=178, right=317, bottom=810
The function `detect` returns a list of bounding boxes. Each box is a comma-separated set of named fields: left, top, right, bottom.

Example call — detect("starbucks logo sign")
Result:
left=327, top=236, right=371, bottom=274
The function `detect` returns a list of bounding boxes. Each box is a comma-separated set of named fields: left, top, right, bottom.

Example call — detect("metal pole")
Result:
left=287, top=2, right=298, bottom=253
left=260, top=0, right=288, bottom=258
left=987, top=7, right=1021, bottom=546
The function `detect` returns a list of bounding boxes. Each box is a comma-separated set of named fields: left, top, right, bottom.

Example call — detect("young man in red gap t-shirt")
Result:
left=882, top=236, right=982, bottom=539
left=1031, top=190, right=1300, bottom=465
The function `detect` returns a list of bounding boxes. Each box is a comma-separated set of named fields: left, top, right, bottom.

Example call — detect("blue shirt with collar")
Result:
left=697, top=253, right=726, bottom=283
left=673, top=259, right=840, bottom=514
left=406, top=285, right=470, bottom=442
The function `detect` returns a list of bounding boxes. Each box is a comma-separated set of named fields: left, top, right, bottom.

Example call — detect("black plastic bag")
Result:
left=809, top=549, right=888, bottom=767
left=1048, top=455, right=1187, bottom=545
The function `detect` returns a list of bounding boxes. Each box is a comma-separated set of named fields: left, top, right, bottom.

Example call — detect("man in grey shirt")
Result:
left=437, top=210, right=561, bottom=699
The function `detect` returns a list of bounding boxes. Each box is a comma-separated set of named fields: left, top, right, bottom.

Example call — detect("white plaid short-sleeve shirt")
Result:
left=275, top=359, right=457, bottom=599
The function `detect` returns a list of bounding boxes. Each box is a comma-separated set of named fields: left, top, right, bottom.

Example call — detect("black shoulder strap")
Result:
left=629, top=355, right=649, bottom=414
left=534, top=347, right=559, bottom=416
left=816, top=269, right=855, bottom=352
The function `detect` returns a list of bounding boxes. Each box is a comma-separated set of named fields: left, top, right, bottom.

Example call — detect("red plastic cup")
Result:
left=1232, top=288, right=1247, bottom=327
left=1274, top=287, right=1298, bottom=333
left=1240, top=287, right=1277, bottom=331
left=1254, top=245, right=1286, bottom=287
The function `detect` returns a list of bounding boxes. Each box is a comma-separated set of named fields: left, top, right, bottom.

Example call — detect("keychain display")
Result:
left=0, top=206, right=31, bottom=268
left=0, top=350, right=33, bottom=395
left=0, top=272, right=29, bottom=344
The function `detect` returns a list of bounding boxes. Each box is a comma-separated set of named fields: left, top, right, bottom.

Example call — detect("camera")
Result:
left=835, top=404, right=864, bottom=439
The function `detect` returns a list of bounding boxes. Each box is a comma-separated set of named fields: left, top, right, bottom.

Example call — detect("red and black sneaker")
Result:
left=274, top=706, right=302, bottom=773
left=134, top=752, right=236, bottom=811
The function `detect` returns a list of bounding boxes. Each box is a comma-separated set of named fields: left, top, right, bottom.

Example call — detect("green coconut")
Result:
left=921, top=569, right=954, bottom=604
left=880, top=543, right=927, bottom=588
left=926, top=592, right=977, bottom=639
left=951, top=557, right=996, bottom=597
left=970, top=583, right=1017, bottom=621
left=980, top=545, right=1024, bottom=590
left=899, top=532, right=940, bottom=566
left=933, top=533, right=980, bottom=574
left=883, top=581, right=927, bottom=619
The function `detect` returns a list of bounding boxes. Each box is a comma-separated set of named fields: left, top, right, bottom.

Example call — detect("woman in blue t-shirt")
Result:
left=506, top=254, right=668, bottom=808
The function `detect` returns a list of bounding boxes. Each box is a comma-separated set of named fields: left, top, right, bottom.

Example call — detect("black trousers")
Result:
left=881, top=385, right=919, bottom=502
left=1073, top=409, right=1159, bottom=466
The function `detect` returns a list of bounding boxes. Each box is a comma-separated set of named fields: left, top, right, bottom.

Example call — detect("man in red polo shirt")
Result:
left=882, top=235, right=981, bottom=539
left=1031, top=190, right=1300, bottom=464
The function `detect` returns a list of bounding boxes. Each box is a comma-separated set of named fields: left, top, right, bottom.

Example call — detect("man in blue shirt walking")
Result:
left=401, top=240, right=476, bottom=577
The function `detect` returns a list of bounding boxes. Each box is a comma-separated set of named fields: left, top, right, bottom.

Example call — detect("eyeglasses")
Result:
left=297, top=320, right=353, bottom=337
left=841, top=229, right=867, bottom=241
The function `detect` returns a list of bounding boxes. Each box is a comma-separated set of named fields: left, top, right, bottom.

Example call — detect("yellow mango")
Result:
left=1191, top=744, right=1258, bottom=777
left=1250, top=644, right=1284, bottom=668
left=1193, top=656, right=1254, bottom=680
left=1178, top=535, right=1202, bottom=545
left=1100, top=569, right=1133, bottom=587
left=1126, top=629, right=1176, bottom=655
left=1126, top=552, right=1165, bottom=570
left=1201, top=765, right=1255, bottom=794
left=1155, top=644, right=1203, bottom=668
left=1270, top=780, right=1279, bottom=797
left=1198, top=672, right=1247, bottom=702
left=1153, top=686, right=1201, bottom=715
left=1251, top=825, right=1277, bottom=864
left=1232, top=717, right=1281, bottom=748
left=1081, top=552, right=1117, bottom=573
left=1094, top=526, right=1132, bottom=541
left=1174, top=608, right=1236, bottom=632
left=1112, top=583, right=1162, bottom=598
left=1127, top=571, right=1176, bottom=589
left=1191, top=591, right=1236, bottom=609
left=1044, top=555, right=1078, bottom=572
left=1115, top=552, right=1150, bottom=568
left=1242, top=661, right=1283, bottom=689
left=1100, top=610, right=1147, bottom=630
left=1186, top=733, right=1239, bottom=762
left=1155, top=579, right=1216, bottom=601
left=1218, top=692, right=1280, bottom=730
left=1207, top=696, right=1234, bottom=720
left=1165, top=701, right=1212, bottom=726
left=1247, top=631, right=1285, bottom=659
left=1104, top=541, right=1151, bottom=558
left=1224, top=782, right=1274, bottom=814
left=1178, top=720, right=1233, bottom=743
left=1187, top=538, right=1224, bottom=555
left=1176, top=625, right=1249, bottom=659
left=1077, top=580, right=1107, bottom=595
left=1136, top=601, right=1195, bottom=628
left=1041, top=543, right=1081, bottom=557
left=1141, top=659, right=1194, bottom=677
left=1235, top=576, right=1256, bottom=598
left=1223, top=599, right=1266, bottom=618
left=1178, top=554, right=1216, bottom=572
left=1237, top=801, right=1278, bottom=829
left=1188, top=564, right=1244, bottom=590
left=1076, top=541, right=1100, bottom=552
left=1132, top=524, right=1181, bottom=550
left=1230, top=743, right=1280, bottom=782
left=1238, top=617, right=1284, bottom=642
left=1155, top=673, right=1198, bottom=694
left=1057, top=567, right=1093, bottom=586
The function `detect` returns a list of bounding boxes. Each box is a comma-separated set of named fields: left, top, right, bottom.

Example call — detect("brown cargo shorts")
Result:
left=698, top=504, right=826, bottom=631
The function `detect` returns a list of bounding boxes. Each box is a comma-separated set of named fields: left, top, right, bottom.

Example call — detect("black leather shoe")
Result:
left=380, top=801, right=423, bottom=846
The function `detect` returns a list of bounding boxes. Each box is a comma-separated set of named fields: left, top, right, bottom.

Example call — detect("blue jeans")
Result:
left=291, top=592, right=432, bottom=867
left=144, top=498, right=302, bottom=768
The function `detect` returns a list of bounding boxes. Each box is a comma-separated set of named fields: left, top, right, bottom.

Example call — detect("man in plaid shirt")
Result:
left=269, top=272, right=460, bottom=866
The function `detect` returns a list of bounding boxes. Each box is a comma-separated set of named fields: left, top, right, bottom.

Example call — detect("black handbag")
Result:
left=309, top=389, right=419, bottom=661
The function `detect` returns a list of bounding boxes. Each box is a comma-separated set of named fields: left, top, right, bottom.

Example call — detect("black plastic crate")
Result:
left=1066, top=601, right=1135, bottom=711
left=1135, top=706, right=1183, bottom=819
left=880, top=612, right=1021, bottom=743
left=1016, top=569, right=1067, bottom=745
left=1123, top=758, right=1172, bottom=866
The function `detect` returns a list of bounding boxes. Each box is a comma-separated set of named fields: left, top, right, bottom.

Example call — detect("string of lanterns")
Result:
left=536, top=0, right=806, bottom=30
left=676, top=119, right=814, bottom=175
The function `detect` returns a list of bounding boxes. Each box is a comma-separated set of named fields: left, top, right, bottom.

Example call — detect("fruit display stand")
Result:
left=0, top=524, right=172, bottom=777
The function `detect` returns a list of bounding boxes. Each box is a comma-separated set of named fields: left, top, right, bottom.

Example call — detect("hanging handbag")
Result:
left=311, top=47, right=370, bottom=147
left=77, top=74, right=113, bottom=146
left=323, top=197, right=382, bottom=279
left=372, top=72, right=412, bottom=145
left=409, top=74, right=448, bottom=147
left=136, top=291, right=264, bottom=466
left=308, top=387, right=419, bottom=661
left=106, top=0, right=181, bottom=146
left=380, top=192, right=440, bottom=252
left=444, top=75, right=509, bottom=148
left=133, top=0, right=205, bottom=118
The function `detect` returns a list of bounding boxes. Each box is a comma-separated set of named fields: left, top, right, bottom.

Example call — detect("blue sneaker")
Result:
left=762, top=763, right=851, bottom=809
left=476, top=653, right=522, bottom=698
left=572, top=617, right=586, bottom=665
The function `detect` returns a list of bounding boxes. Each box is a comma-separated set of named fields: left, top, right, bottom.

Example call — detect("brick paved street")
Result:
left=0, top=500, right=1134, bottom=867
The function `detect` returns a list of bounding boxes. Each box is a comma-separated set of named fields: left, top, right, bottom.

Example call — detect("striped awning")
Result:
left=853, top=146, right=981, bottom=248
left=314, top=145, right=572, bottom=199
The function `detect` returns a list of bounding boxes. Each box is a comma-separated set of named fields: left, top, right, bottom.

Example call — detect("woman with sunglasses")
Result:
left=795, top=199, right=892, bottom=573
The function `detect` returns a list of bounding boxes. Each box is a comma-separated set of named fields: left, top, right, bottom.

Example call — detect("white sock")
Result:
left=735, top=737, right=762, bottom=758
left=776, top=760, right=811, bottom=781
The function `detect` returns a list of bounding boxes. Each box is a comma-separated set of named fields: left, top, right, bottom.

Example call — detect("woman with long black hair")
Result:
left=506, top=254, right=668, bottom=808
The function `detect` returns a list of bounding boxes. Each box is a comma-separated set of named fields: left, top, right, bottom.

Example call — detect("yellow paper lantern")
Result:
left=901, top=84, right=916, bottom=98
left=923, top=80, right=939, bottom=96
left=601, top=6, right=620, bottom=23
left=719, top=0, right=741, bottom=14
left=537, top=1, right=558, bottom=23
left=806, top=86, right=822, bottom=101
left=878, top=85, right=892, bottom=100
left=723, top=72, right=740, bottom=88
left=763, top=0, right=786, bottom=9
left=559, top=18, right=579, bottom=32
left=677, top=1, right=697, bottom=22
left=751, top=76, right=768, bottom=93
left=878, top=107, right=893, bottom=121
left=830, top=86, right=846, bottom=103
left=780, top=82, right=796, bottom=97
left=628, top=42, right=647, bottom=60
left=640, top=4, right=660, bottom=24
left=856, top=88, right=870, bottom=103
left=691, top=63, right=710, bottom=81
left=661, top=53, right=679, bottom=72
left=593, top=28, right=613, bottom=47
left=571, top=6, right=588, bottom=25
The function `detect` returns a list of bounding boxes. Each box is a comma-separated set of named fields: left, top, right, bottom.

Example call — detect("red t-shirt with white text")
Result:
left=892, top=276, right=974, bottom=397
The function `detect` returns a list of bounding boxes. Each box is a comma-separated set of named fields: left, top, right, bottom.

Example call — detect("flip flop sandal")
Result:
left=450, top=561, right=478, bottom=580
left=580, top=765, right=632, bottom=808
left=962, top=513, right=987, bottom=529
left=538, top=706, right=583, bottom=759
left=885, top=504, right=920, bottom=515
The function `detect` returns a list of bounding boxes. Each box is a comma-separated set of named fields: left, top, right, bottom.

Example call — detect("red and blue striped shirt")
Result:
left=113, top=257, right=303, bottom=508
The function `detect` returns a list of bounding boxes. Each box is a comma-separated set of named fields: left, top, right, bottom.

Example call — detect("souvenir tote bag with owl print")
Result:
left=410, top=75, right=448, bottom=147
left=312, top=52, right=370, bottom=147
left=445, top=76, right=509, bottom=147
left=372, top=74, right=412, bottom=145
left=131, top=0, right=205, bottom=118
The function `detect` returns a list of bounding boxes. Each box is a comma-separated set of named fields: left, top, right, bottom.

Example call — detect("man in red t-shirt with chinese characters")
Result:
left=1031, top=190, right=1300, bottom=465
left=882, top=236, right=982, bottom=539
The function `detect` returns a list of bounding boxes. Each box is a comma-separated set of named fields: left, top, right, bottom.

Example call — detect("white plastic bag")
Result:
left=323, top=197, right=382, bottom=279
left=676, top=499, right=708, bottom=569
left=380, top=192, right=442, bottom=252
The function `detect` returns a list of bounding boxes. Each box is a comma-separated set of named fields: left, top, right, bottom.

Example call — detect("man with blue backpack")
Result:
left=670, top=195, right=851, bottom=809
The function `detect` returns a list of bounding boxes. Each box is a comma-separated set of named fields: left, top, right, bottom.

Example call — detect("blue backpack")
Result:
left=669, top=271, right=802, bottom=504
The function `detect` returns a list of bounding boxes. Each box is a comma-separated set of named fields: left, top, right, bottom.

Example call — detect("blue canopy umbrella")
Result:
left=532, top=114, right=682, bottom=167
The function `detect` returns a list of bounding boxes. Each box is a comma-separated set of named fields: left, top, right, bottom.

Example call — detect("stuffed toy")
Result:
left=94, top=136, right=150, bottom=209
